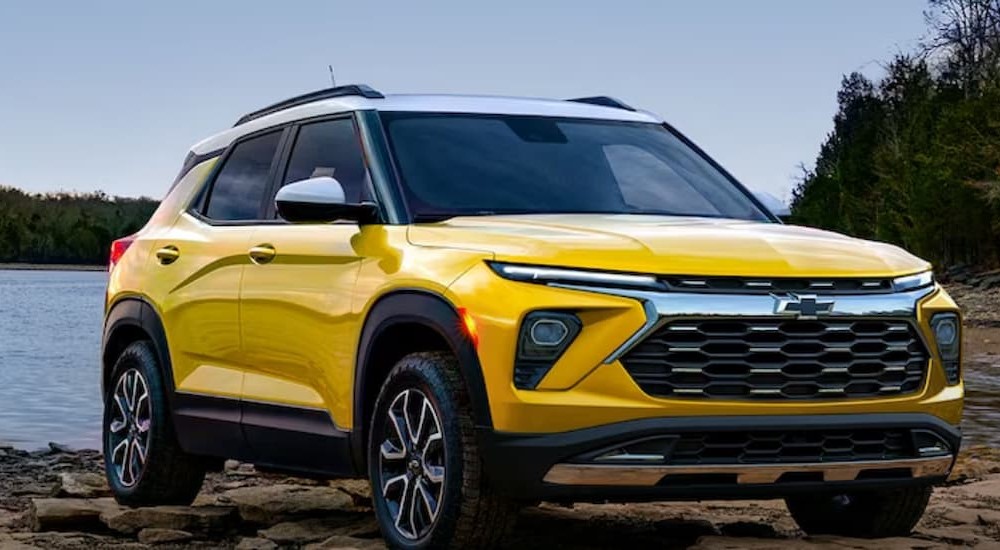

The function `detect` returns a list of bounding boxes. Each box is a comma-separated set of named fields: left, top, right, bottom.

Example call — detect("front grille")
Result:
left=669, top=428, right=913, bottom=465
left=621, top=319, right=928, bottom=399
left=661, top=276, right=892, bottom=294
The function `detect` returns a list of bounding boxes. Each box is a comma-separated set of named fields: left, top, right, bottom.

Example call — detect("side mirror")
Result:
left=275, top=176, right=378, bottom=224
left=752, top=190, right=791, bottom=221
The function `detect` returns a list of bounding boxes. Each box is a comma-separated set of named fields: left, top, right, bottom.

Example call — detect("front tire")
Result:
left=368, top=352, right=517, bottom=549
left=103, top=341, right=206, bottom=506
left=785, top=485, right=932, bottom=538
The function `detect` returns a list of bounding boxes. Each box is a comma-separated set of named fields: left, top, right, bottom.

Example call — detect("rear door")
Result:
left=153, top=128, right=287, bottom=458
left=239, top=115, right=373, bottom=473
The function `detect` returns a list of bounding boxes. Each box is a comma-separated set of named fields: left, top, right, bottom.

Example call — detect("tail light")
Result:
left=109, top=235, right=136, bottom=272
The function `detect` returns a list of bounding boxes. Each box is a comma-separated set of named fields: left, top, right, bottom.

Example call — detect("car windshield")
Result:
left=379, top=112, right=770, bottom=222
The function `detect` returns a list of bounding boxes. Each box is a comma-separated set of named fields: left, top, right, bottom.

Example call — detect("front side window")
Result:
left=379, top=112, right=769, bottom=222
left=204, top=130, right=282, bottom=221
left=280, top=118, right=370, bottom=204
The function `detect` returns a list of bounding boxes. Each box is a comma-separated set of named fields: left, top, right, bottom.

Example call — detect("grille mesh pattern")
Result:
left=669, top=429, right=913, bottom=465
left=621, top=319, right=928, bottom=399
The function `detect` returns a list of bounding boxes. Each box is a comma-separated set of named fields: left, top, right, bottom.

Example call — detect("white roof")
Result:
left=191, top=93, right=662, bottom=155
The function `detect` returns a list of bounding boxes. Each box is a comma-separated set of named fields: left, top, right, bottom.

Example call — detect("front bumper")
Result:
left=478, top=413, right=960, bottom=502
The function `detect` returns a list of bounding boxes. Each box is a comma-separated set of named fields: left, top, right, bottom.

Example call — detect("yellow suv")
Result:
left=101, top=84, right=963, bottom=548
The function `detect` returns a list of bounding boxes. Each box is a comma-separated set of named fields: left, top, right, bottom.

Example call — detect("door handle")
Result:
left=248, top=244, right=276, bottom=264
left=155, top=246, right=180, bottom=265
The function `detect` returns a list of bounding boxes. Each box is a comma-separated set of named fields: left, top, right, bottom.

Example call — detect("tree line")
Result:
left=0, top=187, right=157, bottom=265
left=791, top=0, right=1000, bottom=269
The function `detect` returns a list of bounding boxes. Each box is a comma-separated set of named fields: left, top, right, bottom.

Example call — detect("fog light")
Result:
left=931, top=313, right=961, bottom=385
left=934, top=317, right=957, bottom=347
left=529, top=319, right=569, bottom=346
left=515, top=311, right=582, bottom=389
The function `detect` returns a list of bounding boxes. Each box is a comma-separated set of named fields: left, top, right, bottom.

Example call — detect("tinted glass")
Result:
left=380, top=113, right=769, bottom=222
left=281, top=118, right=370, bottom=203
left=204, top=131, right=282, bottom=220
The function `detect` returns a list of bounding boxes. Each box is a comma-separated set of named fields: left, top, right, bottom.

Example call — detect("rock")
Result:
left=136, top=528, right=194, bottom=544
left=100, top=505, right=239, bottom=535
left=52, top=472, right=110, bottom=498
left=29, top=498, right=118, bottom=532
left=939, top=505, right=1000, bottom=526
left=718, top=521, right=780, bottom=538
left=0, top=533, right=41, bottom=550
left=688, top=537, right=790, bottom=549
left=330, top=479, right=372, bottom=507
left=305, top=535, right=386, bottom=549
left=979, top=275, right=1000, bottom=289
left=236, top=537, right=279, bottom=550
left=259, top=516, right=374, bottom=545
left=654, top=518, right=719, bottom=543
left=46, top=442, right=73, bottom=454
left=219, top=484, right=356, bottom=524
left=916, top=525, right=987, bottom=546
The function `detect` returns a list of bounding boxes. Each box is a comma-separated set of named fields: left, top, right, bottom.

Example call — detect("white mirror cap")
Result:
left=753, top=190, right=791, bottom=218
left=275, top=176, right=346, bottom=205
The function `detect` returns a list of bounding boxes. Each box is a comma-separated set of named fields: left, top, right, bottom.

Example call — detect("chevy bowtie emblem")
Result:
left=772, top=293, right=834, bottom=319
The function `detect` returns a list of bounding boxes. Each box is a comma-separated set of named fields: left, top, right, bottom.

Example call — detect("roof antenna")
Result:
left=328, top=65, right=336, bottom=87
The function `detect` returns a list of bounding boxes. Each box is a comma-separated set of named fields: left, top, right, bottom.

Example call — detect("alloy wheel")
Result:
left=378, top=388, right=446, bottom=540
left=107, top=368, right=151, bottom=487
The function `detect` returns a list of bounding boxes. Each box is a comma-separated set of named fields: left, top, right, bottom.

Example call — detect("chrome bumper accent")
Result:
left=543, top=455, right=952, bottom=486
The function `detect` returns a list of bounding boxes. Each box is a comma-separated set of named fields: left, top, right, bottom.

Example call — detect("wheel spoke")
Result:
left=422, top=431, right=441, bottom=461
left=417, top=478, right=439, bottom=518
left=403, top=391, right=419, bottom=446
left=388, top=409, right=408, bottom=449
left=122, top=437, right=135, bottom=484
left=408, top=478, right=421, bottom=537
left=111, top=439, right=127, bottom=463
left=424, top=464, right=445, bottom=484
left=394, top=476, right=413, bottom=535
left=132, top=438, right=147, bottom=466
left=382, top=473, right=408, bottom=498
left=381, top=440, right=406, bottom=461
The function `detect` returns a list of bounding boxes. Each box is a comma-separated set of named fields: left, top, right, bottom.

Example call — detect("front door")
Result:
left=239, top=116, right=373, bottom=473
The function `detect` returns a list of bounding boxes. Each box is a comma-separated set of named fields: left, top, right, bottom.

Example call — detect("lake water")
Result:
left=0, top=269, right=998, bottom=451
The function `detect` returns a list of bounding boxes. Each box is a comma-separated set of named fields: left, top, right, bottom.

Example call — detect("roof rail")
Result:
left=566, top=96, right=636, bottom=112
left=234, top=84, right=385, bottom=127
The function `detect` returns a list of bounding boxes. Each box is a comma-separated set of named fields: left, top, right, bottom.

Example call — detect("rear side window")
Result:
left=204, top=131, right=282, bottom=221
left=281, top=118, right=370, bottom=203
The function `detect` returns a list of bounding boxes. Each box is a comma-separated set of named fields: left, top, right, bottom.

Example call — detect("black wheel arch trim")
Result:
left=102, top=297, right=176, bottom=400
left=351, top=289, right=492, bottom=471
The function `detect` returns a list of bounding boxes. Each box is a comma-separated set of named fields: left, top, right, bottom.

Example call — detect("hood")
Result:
left=406, top=214, right=930, bottom=278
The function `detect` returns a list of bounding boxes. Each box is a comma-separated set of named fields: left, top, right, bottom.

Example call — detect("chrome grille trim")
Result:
left=661, top=276, right=894, bottom=294
left=543, top=284, right=937, bottom=365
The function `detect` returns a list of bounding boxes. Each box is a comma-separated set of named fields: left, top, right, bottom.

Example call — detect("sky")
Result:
left=0, top=1, right=929, bottom=202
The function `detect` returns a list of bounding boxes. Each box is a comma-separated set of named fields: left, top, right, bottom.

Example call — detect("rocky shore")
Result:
left=0, top=443, right=997, bottom=549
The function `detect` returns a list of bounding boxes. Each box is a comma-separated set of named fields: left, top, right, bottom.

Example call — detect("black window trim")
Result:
left=189, top=125, right=292, bottom=227
left=260, top=112, right=383, bottom=224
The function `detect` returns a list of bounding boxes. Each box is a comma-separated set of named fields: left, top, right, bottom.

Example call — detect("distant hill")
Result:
left=0, top=187, right=158, bottom=266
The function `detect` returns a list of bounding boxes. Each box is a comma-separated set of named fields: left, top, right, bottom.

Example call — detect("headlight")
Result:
left=892, top=270, right=934, bottom=292
left=931, top=312, right=961, bottom=385
left=514, top=311, right=581, bottom=389
left=489, top=262, right=663, bottom=290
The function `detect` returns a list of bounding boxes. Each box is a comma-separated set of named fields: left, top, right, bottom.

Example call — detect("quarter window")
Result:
left=281, top=118, right=370, bottom=204
left=204, top=131, right=282, bottom=221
